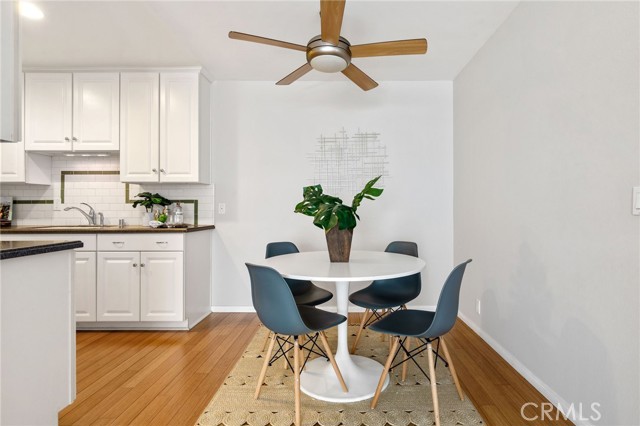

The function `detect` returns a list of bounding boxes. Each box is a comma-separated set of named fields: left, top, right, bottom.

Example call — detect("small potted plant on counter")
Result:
left=294, top=176, right=383, bottom=262
left=132, top=192, right=172, bottom=225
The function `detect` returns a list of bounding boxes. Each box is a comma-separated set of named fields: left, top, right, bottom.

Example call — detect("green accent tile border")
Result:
left=13, top=199, right=53, bottom=205
left=59, top=173, right=200, bottom=226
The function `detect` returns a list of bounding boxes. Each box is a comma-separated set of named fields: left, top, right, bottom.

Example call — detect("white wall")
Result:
left=212, top=81, right=453, bottom=310
left=454, top=2, right=639, bottom=425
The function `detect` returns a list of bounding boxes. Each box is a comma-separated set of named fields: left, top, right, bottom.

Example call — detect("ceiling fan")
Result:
left=229, top=0, right=428, bottom=91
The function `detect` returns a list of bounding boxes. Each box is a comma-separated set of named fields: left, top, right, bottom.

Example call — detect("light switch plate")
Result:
left=53, top=198, right=62, bottom=211
left=633, top=187, right=640, bottom=216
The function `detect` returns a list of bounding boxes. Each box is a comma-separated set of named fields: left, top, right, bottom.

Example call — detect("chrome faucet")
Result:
left=64, top=203, right=97, bottom=225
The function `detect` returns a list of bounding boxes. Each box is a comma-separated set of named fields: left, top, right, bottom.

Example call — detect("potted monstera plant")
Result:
left=132, top=192, right=172, bottom=225
left=294, top=176, right=383, bottom=262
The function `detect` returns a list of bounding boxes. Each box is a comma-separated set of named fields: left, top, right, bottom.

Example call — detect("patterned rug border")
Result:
left=196, top=325, right=484, bottom=426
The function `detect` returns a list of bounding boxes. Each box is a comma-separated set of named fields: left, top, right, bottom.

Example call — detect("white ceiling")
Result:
left=22, top=1, right=519, bottom=81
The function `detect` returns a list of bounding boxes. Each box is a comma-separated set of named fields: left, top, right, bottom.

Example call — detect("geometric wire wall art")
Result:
left=308, top=128, right=389, bottom=201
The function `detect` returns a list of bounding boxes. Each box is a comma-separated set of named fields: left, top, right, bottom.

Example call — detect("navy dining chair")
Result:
left=246, top=263, right=348, bottom=426
left=369, top=259, right=472, bottom=426
left=261, top=242, right=334, bottom=351
left=349, top=241, right=421, bottom=354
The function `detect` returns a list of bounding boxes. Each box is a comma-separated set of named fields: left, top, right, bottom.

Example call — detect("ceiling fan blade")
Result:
left=228, top=31, right=307, bottom=52
left=350, top=39, right=428, bottom=58
left=341, top=64, right=378, bottom=91
left=276, top=63, right=313, bottom=85
left=320, top=0, right=346, bottom=45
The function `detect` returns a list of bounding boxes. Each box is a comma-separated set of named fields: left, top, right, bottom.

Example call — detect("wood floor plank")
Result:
left=60, top=313, right=573, bottom=426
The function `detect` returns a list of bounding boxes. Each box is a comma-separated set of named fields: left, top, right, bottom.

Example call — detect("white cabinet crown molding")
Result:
left=22, top=66, right=213, bottom=83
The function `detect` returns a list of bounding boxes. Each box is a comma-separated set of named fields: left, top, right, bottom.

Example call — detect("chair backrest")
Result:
left=420, top=259, right=472, bottom=339
left=245, top=263, right=310, bottom=336
left=265, top=241, right=313, bottom=296
left=369, top=241, right=421, bottom=302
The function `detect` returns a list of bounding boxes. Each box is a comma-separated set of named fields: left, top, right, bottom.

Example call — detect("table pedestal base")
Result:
left=300, top=355, right=389, bottom=403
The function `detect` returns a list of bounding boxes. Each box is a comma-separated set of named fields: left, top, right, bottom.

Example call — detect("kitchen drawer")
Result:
left=97, top=233, right=183, bottom=251
left=0, top=233, right=97, bottom=251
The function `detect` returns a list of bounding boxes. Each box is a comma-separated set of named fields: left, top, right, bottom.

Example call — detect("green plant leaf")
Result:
left=294, top=176, right=383, bottom=231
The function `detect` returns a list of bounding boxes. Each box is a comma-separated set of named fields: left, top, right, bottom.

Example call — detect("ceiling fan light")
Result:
left=310, top=54, right=349, bottom=73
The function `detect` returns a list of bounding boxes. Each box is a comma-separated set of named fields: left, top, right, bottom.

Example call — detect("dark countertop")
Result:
left=0, top=224, right=215, bottom=234
left=0, top=240, right=84, bottom=260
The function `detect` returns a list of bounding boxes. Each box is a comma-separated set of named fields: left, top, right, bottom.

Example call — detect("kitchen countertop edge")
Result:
left=1, top=240, right=84, bottom=260
left=0, top=224, right=216, bottom=234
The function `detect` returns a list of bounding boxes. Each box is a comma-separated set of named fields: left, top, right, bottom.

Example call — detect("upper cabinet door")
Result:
left=24, top=73, right=73, bottom=151
left=0, top=1, right=21, bottom=142
left=119, top=72, right=159, bottom=182
left=0, top=141, right=25, bottom=181
left=159, top=72, right=200, bottom=183
left=72, top=73, right=120, bottom=151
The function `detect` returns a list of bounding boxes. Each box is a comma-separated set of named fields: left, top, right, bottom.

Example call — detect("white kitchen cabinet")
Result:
left=119, top=72, right=159, bottom=182
left=0, top=229, right=212, bottom=330
left=75, top=251, right=97, bottom=322
left=120, top=70, right=210, bottom=184
left=97, top=251, right=140, bottom=321
left=140, top=251, right=184, bottom=322
left=0, top=0, right=21, bottom=142
left=0, top=140, right=52, bottom=184
left=24, top=72, right=119, bottom=152
left=97, top=250, right=184, bottom=323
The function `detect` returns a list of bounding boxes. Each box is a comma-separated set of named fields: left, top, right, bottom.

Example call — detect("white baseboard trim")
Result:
left=211, top=305, right=437, bottom=314
left=211, top=306, right=255, bottom=313
left=458, top=312, right=592, bottom=426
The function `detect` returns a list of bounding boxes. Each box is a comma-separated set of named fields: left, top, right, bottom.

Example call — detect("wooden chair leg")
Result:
left=440, top=337, right=464, bottom=401
left=371, top=336, right=399, bottom=409
left=261, top=328, right=272, bottom=352
left=319, top=331, right=348, bottom=392
left=401, top=337, right=411, bottom=382
left=293, top=337, right=301, bottom=426
left=283, top=341, right=290, bottom=370
left=350, top=309, right=370, bottom=354
left=427, top=342, right=440, bottom=426
left=255, top=333, right=276, bottom=399
left=298, top=336, right=305, bottom=371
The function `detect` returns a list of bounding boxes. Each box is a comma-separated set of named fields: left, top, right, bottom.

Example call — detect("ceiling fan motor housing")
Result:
left=306, top=35, right=352, bottom=73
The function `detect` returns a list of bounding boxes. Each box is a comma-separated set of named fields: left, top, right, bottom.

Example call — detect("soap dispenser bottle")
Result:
left=174, top=202, right=184, bottom=225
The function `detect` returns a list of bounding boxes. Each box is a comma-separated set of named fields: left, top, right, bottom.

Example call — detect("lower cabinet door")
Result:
left=140, top=251, right=184, bottom=322
left=75, top=251, right=97, bottom=322
left=97, top=251, right=140, bottom=321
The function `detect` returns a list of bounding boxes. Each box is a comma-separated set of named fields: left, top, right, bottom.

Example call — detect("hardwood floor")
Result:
left=60, top=313, right=573, bottom=425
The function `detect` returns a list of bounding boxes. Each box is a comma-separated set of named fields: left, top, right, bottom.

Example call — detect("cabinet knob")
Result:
left=140, top=263, right=146, bottom=267
left=133, top=263, right=138, bottom=267
left=113, top=241, right=124, bottom=247
left=72, top=137, right=78, bottom=142
left=64, top=137, right=70, bottom=142
left=160, top=168, right=166, bottom=174
left=152, top=168, right=158, bottom=173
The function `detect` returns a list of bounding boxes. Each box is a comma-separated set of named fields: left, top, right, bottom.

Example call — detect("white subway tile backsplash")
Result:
left=3, top=155, right=214, bottom=225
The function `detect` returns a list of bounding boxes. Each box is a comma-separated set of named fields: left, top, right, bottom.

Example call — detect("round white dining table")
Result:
left=263, top=250, right=426, bottom=403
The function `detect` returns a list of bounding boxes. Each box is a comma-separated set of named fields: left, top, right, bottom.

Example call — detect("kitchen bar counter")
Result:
left=0, top=224, right=215, bottom=234
left=0, top=240, right=84, bottom=260
left=1, top=239, right=77, bottom=425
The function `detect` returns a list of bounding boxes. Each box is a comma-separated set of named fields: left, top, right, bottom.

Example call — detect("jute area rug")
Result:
left=196, top=325, right=484, bottom=426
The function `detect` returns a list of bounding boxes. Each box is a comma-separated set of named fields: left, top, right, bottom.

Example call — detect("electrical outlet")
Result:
left=53, top=198, right=62, bottom=211
left=217, top=203, right=226, bottom=215
left=476, top=299, right=481, bottom=315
